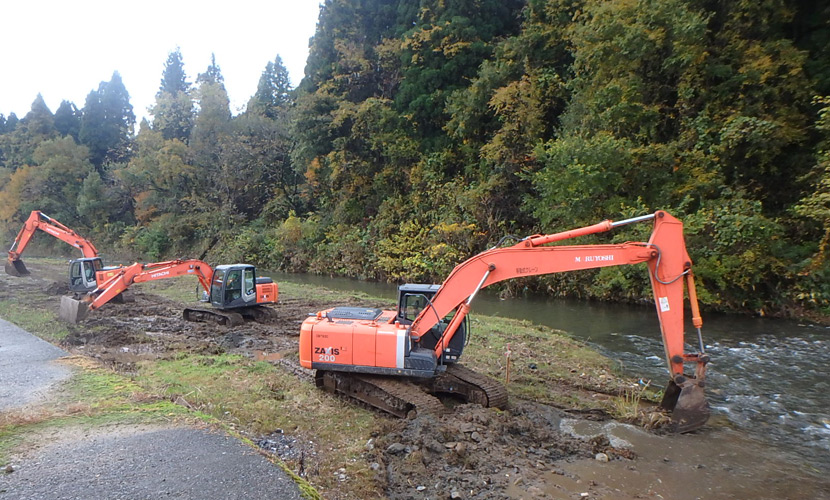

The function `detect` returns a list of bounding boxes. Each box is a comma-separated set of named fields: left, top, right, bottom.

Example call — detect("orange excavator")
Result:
left=5, top=210, right=127, bottom=295
left=59, top=259, right=278, bottom=325
left=300, top=211, right=710, bottom=432
left=5, top=210, right=100, bottom=277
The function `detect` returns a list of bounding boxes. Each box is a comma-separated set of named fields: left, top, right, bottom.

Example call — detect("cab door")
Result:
left=209, top=268, right=226, bottom=307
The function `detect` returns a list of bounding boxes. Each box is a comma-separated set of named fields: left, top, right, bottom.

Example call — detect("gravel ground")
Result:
left=0, top=318, right=72, bottom=411
left=0, top=317, right=303, bottom=500
left=0, top=425, right=302, bottom=500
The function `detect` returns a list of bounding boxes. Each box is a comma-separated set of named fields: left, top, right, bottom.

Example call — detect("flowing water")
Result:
left=271, top=271, right=830, bottom=494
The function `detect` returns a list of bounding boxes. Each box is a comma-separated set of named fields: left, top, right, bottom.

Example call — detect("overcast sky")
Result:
left=2, top=1, right=322, bottom=123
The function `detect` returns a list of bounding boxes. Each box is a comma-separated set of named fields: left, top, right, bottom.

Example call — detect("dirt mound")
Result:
left=372, top=402, right=596, bottom=499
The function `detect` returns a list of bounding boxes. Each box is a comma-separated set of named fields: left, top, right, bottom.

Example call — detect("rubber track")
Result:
left=445, top=364, right=509, bottom=409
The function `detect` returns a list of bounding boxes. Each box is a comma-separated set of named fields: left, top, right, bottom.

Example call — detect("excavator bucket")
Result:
left=59, top=295, right=89, bottom=323
left=660, top=377, right=710, bottom=433
left=5, top=259, right=30, bottom=277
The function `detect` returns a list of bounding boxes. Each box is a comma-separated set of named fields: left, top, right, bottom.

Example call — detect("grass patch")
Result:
left=0, top=298, right=71, bottom=342
left=0, top=357, right=191, bottom=466
left=462, top=314, right=636, bottom=412
left=137, top=352, right=384, bottom=496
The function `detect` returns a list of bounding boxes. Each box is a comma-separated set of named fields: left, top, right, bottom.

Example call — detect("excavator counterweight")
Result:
left=301, top=211, right=711, bottom=432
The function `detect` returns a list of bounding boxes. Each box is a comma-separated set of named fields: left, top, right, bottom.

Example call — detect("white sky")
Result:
left=1, top=1, right=322, bottom=123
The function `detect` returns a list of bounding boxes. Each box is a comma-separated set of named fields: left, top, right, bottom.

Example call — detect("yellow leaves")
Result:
left=0, top=165, right=29, bottom=224
left=279, top=212, right=304, bottom=245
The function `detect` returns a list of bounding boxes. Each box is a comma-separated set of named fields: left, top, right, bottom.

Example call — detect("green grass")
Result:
left=136, top=352, right=383, bottom=495
left=0, top=298, right=71, bottom=342
left=0, top=357, right=193, bottom=466
left=462, top=314, right=634, bottom=408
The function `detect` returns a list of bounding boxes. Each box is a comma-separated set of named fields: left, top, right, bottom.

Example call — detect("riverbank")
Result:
left=2, top=258, right=828, bottom=499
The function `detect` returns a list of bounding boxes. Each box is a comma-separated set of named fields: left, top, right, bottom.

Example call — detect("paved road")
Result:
left=0, top=318, right=72, bottom=410
left=0, top=319, right=304, bottom=500
left=0, top=425, right=303, bottom=500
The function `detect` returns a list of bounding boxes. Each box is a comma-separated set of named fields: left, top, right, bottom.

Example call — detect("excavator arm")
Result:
left=6, top=211, right=99, bottom=276
left=84, top=259, right=213, bottom=312
left=409, top=211, right=709, bottom=432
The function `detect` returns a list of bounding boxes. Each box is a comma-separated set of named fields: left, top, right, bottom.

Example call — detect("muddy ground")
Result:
left=3, top=260, right=651, bottom=500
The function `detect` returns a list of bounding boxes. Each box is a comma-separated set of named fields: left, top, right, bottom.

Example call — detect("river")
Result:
left=270, top=271, right=830, bottom=493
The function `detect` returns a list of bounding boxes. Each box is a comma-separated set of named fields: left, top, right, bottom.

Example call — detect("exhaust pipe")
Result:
left=4, top=259, right=30, bottom=277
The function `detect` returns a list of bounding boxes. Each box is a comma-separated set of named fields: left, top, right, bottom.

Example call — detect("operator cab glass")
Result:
left=211, top=265, right=258, bottom=309
left=401, top=293, right=430, bottom=322
left=68, top=257, right=103, bottom=292
left=397, top=283, right=466, bottom=363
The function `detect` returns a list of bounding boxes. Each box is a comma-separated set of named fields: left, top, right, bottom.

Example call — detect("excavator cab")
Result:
left=68, top=257, right=104, bottom=293
left=397, top=284, right=467, bottom=364
left=210, top=264, right=258, bottom=310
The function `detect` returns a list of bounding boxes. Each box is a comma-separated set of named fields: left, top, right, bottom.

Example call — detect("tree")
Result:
left=54, top=100, right=81, bottom=140
left=79, top=72, right=136, bottom=169
left=191, top=55, right=232, bottom=208
left=24, top=94, right=56, bottom=138
left=159, top=47, right=190, bottom=94
left=11, top=137, right=95, bottom=224
left=248, top=55, right=292, bottom=119
left=0, top=97, right=57, bottom=170
left=152, top=48, right=194, bottom=142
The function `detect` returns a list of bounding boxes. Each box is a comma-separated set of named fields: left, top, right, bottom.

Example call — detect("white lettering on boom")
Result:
left=584, top=255, right=615, bottom=262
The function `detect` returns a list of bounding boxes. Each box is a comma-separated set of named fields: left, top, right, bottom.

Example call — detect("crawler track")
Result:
left=182, top=307, right=244, bottom=326
left=435, top=363, right=509, bottom=409
left=315, top=363, right=508, bottom=418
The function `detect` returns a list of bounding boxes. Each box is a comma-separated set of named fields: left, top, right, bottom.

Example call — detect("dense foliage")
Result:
left=2, top=0, right=830, bottom=316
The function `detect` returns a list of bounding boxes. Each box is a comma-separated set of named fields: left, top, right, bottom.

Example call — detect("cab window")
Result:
left=70, top=261, right=82, bottom=285
left=82, top=261, right=95, bottom=281
left=225, top=269, right=242, bottom=301
left=402, top=293, right=429, bottom=322
left=244, top=268, right=255, bottom=295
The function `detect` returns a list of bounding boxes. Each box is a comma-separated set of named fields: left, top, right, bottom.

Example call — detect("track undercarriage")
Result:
left=315, top=364, right=508, bottom=418
left=182, top=305, right=277, bottom=327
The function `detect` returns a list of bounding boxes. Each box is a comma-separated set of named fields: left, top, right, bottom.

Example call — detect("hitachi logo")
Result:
left=150, top=271, right=171, bottom=278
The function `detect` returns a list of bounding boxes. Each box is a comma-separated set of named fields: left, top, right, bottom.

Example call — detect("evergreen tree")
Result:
left=152, top=48, right=194, bottom=142
left=23, top=94, right=56, bottom=138
left=4, top=113, right=18, bottom=132
left=0, top=97, right=56, bottom=169
left=78, top=72, right=135, bottom=170
left=100, top=71, right=136, bottom=160
left=198, top=53, right=224, bottom=85
left=248, top=55, right=292, bottom=119
left=159, top=47, right=190, bottom=94
left=191, top=56, right=231, bottom=174
left=79, top=89, right=106, bottom=167
left=54, top=100, right=81, bottom=140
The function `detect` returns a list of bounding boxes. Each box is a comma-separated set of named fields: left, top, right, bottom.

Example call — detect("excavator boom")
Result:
left=408, top=211, right=709, bottom=432
left=6, top=211, right=98, bottom=276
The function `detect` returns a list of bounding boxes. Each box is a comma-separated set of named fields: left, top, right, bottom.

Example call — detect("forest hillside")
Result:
left=2, top=0, right=829, bottom=317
